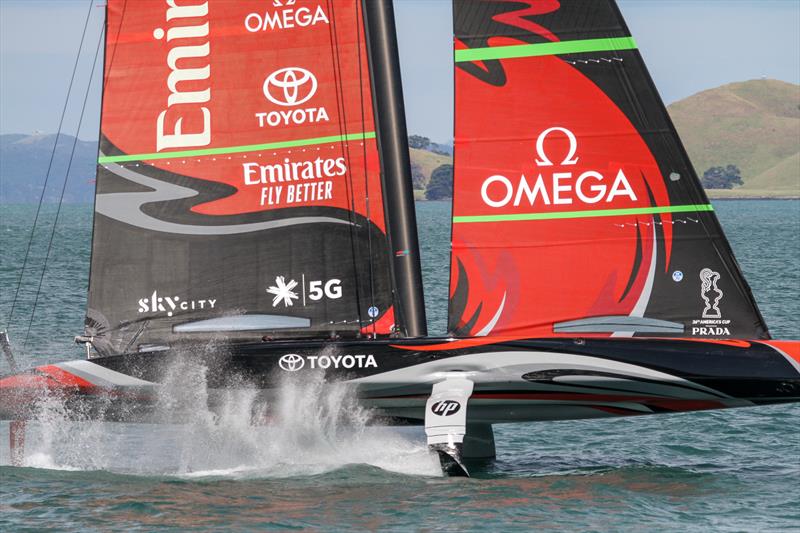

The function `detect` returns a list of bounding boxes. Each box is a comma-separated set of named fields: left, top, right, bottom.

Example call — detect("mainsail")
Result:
left=449, top=0, right=769, bottom=339
left=87, top=0, right=404, bottom=354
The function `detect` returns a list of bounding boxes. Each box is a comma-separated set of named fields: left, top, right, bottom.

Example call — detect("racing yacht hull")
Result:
left=3, top=337, right=799, bottom=424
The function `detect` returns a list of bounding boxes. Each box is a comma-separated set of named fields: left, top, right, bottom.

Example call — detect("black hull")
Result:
left=4, top=337, right=798, bottom=424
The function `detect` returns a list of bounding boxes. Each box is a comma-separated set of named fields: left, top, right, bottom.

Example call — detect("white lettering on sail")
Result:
left=482, top=176, right=514, bottom=208
left=242, top=157, right=347, bottom=185
left=155, top=1, right=211, bottom=152
left=606, top=169, right=638, bottom=203
left=137, top=290, right=217, bottom=318
left=254, top=108, right=329, bottom=127
left=480, top=127, right=638, bottom=208
left=513, top=174, right=549, bottom=206
left=244, top=2, right=330, bottom=33
left=575, top=171, right=605, bottom=203
left=242, top=156, right=344, bottom=207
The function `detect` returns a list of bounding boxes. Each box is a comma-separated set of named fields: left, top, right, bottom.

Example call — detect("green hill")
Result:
left=668, top=79, right=800, bottom=197
left=409, top=147, right=452, bottom=199
left=410, top=147, right=451, bottom=180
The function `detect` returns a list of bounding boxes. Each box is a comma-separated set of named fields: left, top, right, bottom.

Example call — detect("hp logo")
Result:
left=431, top=400, right=461, bottom=417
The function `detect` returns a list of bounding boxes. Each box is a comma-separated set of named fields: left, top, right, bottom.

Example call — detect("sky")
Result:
left=0, top=0, right=798, bottom=143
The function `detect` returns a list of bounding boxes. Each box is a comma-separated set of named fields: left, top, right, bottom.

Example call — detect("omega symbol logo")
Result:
left=279, top=353, right=305, bottom=372
left=263, top=67, right=318, bottom=107
left=534, top=126, right=580, bottom=167
left=431, top=400, right=461, bottom=416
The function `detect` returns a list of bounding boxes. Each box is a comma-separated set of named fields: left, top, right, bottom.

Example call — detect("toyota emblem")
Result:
left=279, top=353, right=305, bottom=372
left=263, top=67, right=318, bottom=107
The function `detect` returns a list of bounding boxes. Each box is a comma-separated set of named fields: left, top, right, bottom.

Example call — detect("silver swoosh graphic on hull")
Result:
left=351, top=351, right=735, bottom=400
left=96, top=157, right=350, bottom=235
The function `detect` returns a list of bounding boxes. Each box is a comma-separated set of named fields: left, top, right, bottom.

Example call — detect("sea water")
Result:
left=0, top=200, right=798, bottom=531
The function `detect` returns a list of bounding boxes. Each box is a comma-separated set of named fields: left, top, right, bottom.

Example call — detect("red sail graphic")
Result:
left=452, top=47, right=667, bottom=336
left=449, top=0, right=768, bottom=339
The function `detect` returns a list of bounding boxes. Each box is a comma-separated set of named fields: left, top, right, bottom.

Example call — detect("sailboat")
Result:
left=1, top=0, right=798, bottom=476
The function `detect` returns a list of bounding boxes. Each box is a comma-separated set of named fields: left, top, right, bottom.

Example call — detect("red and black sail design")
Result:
left=87, top=0, right=398, bottom=355
left=449, top=0, right=768, bottom=339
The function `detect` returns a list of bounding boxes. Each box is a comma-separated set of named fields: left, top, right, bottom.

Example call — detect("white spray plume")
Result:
left=2, top=343, right=440, bottom=478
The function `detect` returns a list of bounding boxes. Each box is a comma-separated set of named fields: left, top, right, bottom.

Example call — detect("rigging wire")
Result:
left=4, top=0, right=96, bottom=333
left=326, top=0, right=366, bottom=332
left=22, top=24, right=106, bottom=351
left=354, top=0, right=378, bottom=337
left=103, top=0, right=128, bottom=87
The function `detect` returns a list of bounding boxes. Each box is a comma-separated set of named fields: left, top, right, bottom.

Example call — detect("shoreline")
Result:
left=708, top=196, right=800, bottom=200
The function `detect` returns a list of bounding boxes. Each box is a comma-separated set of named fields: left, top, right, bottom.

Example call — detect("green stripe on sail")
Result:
left=98, top=132, right=377, bottom=164
left=454, top=36, right=637, bottom=63
left=453, top=204, right=714, bottom=224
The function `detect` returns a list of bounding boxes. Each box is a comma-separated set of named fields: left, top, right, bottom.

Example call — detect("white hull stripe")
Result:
left=54, top=361, right=155, bottom=389
left=350, top=350, right=731, bottom=399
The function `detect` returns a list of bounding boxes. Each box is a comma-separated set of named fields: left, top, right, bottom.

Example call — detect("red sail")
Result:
left=449, top=0, right=768, bottom=339
left=88, top=1, right=396, bottom=354
left=102, top=0, right=381, bottom=217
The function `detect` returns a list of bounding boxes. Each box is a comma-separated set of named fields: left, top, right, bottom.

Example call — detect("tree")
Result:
left=701, top=165, right=743, bottom=189
left=410, top=162, right=427, bottom=190
left=425, top=164, right=453, bottom=200
left=408, top=135, right=431, bottom=150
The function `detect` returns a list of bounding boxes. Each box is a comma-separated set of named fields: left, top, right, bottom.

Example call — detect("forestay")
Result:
left=449, top=0, right=769, bottom=339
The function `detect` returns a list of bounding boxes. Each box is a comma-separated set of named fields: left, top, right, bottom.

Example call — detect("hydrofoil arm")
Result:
left=425, top=375, right=474, bottom=477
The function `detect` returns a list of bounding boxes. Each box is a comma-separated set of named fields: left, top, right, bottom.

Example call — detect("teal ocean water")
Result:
left=1, top=200, right=799, bottom=531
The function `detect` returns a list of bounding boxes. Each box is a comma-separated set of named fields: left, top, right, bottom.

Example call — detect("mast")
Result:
left=362, top=0, right=427, bottom=337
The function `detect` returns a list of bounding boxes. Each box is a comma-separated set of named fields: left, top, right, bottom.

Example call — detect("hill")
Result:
left=0, top=133, right=97, bottom=204
left=668, top=79, right=800, bottom=197
left=410, top=147, right=452, bottom=186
